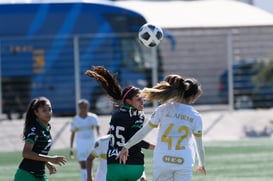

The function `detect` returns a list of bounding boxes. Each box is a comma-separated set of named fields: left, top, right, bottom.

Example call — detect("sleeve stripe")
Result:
left=91, top=152, right=98, bottom=158
left=100, top=154, right=107, bottom=160
left=193, top=132, right=202, bottom=137
left=148, top=121, right=158, bottom=128
left=25, top=138, right=35, bottom=144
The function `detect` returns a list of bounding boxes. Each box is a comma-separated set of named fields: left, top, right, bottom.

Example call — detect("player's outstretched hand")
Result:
left=116, top=147, right=128, bottom=164
left=69, top=150, right=75, bottom=159
left=140, top=176, right=147, bottom=181
left=196, top=166, right=206, bottom=175
left=50, top=155, right=67, bottom=166
left=46, top=162, right=57, bottom=175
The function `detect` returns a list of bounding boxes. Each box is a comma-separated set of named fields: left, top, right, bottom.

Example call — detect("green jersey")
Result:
left=107, top=105, right=149, bottom=165
left=19, top=119, right=52, bottom=178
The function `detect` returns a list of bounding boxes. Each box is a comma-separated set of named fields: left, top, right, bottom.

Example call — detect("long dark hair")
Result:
left=85, top=66, right=140, bottom=107
left=141, top=74, right=202, bottom=103
left=23, top=97, right=50, bottom=140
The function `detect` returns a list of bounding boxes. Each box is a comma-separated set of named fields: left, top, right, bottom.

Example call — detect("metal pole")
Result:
left=0, top=40, right=2, bottom=116
left=73, top=36, right=81, bottom=114
left=151, top=47, right=158, bottom=108
left=227, top=31, right=234, bottom=111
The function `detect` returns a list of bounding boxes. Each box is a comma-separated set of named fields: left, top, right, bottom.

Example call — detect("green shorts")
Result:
left=107, top=164, right=144, bottom=181
left=14, top=168, right=48, bottom=181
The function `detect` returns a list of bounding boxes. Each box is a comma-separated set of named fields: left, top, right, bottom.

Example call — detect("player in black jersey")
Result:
left=86, top=66, right=154, bottom=181
left=14, top=97, right=67, bottom=181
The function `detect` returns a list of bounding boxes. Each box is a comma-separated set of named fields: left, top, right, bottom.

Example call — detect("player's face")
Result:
left=35, top=102, right=52, bottom=123
left=127, top=93, right=144, bottom=111
left=79, top=103, right=88, bottom=114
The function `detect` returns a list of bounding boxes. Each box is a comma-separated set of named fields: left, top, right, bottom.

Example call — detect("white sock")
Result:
left=81, top=169, right=87, bottom=181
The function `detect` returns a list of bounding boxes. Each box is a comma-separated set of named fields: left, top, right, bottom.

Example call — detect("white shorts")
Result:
left=153, top=160, right=192, bottom=181
left=76, top=138, right=95, bottom=161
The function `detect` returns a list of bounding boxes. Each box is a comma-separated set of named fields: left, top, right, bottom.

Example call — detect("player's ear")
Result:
left=34, top=109, right=39, bottom=116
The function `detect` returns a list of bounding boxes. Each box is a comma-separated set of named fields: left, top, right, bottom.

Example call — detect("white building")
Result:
left=116, top=0, right=273, bottom=105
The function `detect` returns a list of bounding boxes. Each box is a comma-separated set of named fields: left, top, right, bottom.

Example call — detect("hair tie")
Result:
left=122, top=87, right=134, bottom=101
left=185, top=80, right=193, bottom=91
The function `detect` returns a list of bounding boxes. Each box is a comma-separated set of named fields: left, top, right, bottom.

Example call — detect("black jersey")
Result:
left=19, top=119, right=52, bottom=178
left=107, top=105, right=149, bottom=165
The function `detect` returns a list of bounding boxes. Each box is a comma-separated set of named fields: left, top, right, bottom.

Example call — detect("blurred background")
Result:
left=0, top=0, right=273, bottom=120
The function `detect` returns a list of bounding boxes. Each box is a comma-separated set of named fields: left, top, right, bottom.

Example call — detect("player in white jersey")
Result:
left=87, top=134, right=149, bottom=181
left=118, top=74, right=206, bottom=181
left=70, top=99, right=100, bottom=181
left=87, top=134, right=110, bottom=181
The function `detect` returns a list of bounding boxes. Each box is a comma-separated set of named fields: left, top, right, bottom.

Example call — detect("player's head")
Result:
left=164, top=74, right=183, bottom=85
left=122, top=86, right=140, bottom=102
left=78, top=99, right=89, bottom=106
left=23, top=97, right=52, bottom=139
left=141, top=74, right=202, bottom=104
left=78, top=99, right=89, bottom=113
left=183, top=78, right=202, bottom=103
left=122, top=86, right=143, bottom=111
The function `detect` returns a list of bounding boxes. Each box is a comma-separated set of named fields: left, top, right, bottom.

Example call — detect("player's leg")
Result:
left=78, top=161, right=87, bottom=181
left=76, top=139, right=94, bottom=181
left=95, top=159, right=107, bottom=181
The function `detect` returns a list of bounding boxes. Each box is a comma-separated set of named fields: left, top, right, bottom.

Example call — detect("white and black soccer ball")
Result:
left=138, top=23, right=163, bottom=48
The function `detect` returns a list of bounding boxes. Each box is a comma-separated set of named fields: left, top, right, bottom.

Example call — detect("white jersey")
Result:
left=149, top=102, right=203, bottom=171
left=91, top=135, right=111, bottom=181
left=71, top=112, right=100, bottom=161
left=71, top=112, right=99, bottom=139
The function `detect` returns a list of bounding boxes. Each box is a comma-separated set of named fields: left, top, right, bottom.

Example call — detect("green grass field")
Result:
left=1, top=138, right=273, bottom=181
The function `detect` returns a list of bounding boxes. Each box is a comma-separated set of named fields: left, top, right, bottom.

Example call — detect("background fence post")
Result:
left=227, top=30, right=234, bottom=111
left=0, top=40, right=2, bottom=117
left=152, top=47, right=158, bottom=108
left=74, top=36, right=80, bottom=115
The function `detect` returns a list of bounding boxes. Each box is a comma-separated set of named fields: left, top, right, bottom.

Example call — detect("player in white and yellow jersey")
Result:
left=87, top=134, right=110, bottom=181
left=70, top=99, right=100, bottom=181
left=118, top=74, right=206, bottom=181
left=87, top=134, right=150, bottom=181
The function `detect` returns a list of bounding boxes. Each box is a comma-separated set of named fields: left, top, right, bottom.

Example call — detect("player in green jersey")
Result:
left=14, top=97, right=67, bottom=181
left=86, top=66, right=154, bottom=181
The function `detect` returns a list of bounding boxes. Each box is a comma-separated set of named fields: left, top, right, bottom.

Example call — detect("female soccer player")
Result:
left=14, top=97, right=66, bottom=181
left=70, top=99, right=100, bottom=181
left=85, top=66, right=154, bottom=181
left=86, top=134, right=111, bottom=181
left=86, top=134, right=150, bottom=181
left=118, top=74, right=206, bottom=181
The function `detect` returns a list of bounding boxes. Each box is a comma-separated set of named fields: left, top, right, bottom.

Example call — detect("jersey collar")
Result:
left=36, top=119, right=50, bottom=131
left=121, top=105, right=136, bottom=111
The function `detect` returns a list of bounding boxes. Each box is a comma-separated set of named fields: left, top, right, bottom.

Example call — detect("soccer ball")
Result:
left=138, top=23, right=163, bottom=48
